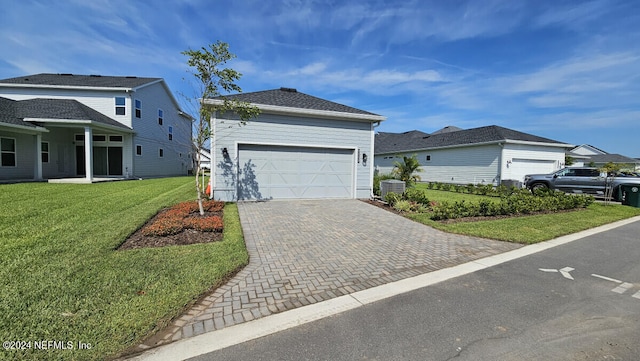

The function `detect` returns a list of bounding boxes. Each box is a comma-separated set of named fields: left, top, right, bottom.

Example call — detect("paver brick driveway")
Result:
left=145, top=199, right=521, bottom=347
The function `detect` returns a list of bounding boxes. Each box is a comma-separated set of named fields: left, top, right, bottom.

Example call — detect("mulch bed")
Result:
left=118, top=208, right=224, bottom=250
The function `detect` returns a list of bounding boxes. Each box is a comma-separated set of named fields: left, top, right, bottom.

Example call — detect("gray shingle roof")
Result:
left=217, top=87, right=380, bottom=116
left=0, top=73, right=161, bottom=89
left=0, top=97, right=130, bottom=130
left=375, top=125, right=568, bottom=154
left=0, top=97, right=40, bottom=129
left=431, top=125, right=463, bottom=135
left=586, top=154, right=640, bottom=164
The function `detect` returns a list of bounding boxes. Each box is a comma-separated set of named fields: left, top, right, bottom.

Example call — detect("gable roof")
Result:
left=431, top=125, right=463, bottom=135
left=375, top=125, right=571, bottom=154
left=0, top=73, right=161, bottom=89
left=0, top=96, right=131, bottom=132
left=570, top=144, right=608, bottom=155
left=210, top=87, right=385, bottom=122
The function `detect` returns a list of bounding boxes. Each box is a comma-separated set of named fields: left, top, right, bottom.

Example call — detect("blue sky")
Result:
left=1, top=0, right=639, bottom=157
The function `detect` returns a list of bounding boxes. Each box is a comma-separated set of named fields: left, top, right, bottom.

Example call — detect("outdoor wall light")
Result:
left=362, top=153, right=368, bottom=164
left=222, top=147, right=229, bottom=157
left=506, top=159, right=512, bottom=168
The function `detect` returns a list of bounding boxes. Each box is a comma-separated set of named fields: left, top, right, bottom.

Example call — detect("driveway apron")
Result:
left=142, top=199, right=521, bottom=348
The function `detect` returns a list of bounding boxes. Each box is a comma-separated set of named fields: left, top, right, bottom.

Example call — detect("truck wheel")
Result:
left=530, top=182, right=548, bottom=192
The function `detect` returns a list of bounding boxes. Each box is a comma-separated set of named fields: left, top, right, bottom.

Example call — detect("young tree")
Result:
left=393, top=154, right=423, bottom=187
left=183, top=41, right=260, bottom=215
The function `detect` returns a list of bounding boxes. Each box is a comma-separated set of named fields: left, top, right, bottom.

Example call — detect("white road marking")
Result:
left=633, top=290, right=640, bottom=300
left=539, top=268, right=558, bottom=273
left=611, top=282, right=634, bottom=294
left=559, top=267, right=575, bottom=280
left=591, top=274, right=622, bottom=283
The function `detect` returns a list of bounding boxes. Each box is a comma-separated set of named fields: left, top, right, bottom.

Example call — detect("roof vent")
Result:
left=125, top=76, right=138, bottom=79
left=280, top=87, right=297, bottom=92
left=60, top=73, right=73, bottom=76
left=89, top=74, right=102, bottom=77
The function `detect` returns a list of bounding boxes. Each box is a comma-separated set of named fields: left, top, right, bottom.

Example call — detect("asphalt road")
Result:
left=188, top=220, right=640, bottom=361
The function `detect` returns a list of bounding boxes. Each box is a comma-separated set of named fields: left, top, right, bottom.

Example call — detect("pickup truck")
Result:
left=524, top=167, right=640, bottom=200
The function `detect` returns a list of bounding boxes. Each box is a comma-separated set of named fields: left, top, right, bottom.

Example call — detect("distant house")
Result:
left=208, top=87, right=385, bottom=201
left=0, top=73, right=192, bottom=182
left=375, top=125, right=574, bottom=185
left=568, top=144, right=639, bottom=170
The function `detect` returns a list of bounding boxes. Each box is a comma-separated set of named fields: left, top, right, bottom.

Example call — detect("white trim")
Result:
left=235, top=140, right=358, bottom=151
left=204, top=99, right=386, bottom=123
left=0, top=122, right=49, bottom=134
left=23, top=118, right=134, bottom=133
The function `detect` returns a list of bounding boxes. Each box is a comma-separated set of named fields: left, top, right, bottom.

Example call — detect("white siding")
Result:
left=129, top=84, right=191, bottom=177
left=0, top=130, right=36, bottom=180
left=376, top=144, right=501, bottom=185
left=213, top=113, right=373, bottom=201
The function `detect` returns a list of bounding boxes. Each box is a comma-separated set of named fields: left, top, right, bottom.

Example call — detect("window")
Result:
left=115, top=97, right=126, bottom=115
left=75, top=134, right=84, bottom=141
left=41, top=142, right=49, bottom=163
left=135, top=99, right=141, bottom=118
left=425, top=155, right=431, bottom=162
left=109, top=135, right=123, bottom=142
left=168, top=126, right=173, bottom=141
left=159, top=148, right=164, bottom=158
left=92, top=135, right=106, bottom=142
left=158, top=109, right=163, bottom=125
left=136, top=145, right=142, bottom=156
left=1, top=137, right=16, bottom=167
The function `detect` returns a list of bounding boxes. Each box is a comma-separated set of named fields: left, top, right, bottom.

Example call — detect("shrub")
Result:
left=404, top=188, right=430, bottom=205
left=393, top=200, right=412, bottom=212
left=384, top=192, right=402, bottom=206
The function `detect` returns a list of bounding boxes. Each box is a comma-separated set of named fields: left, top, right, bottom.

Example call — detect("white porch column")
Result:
left=34, top=134, right=43, bottom=180
left=84, top=127, right=93, bottom=182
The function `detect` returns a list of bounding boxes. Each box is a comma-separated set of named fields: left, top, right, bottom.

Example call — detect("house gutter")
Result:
left=375, top=139, right=575, bottom=156
left=203, top=99, right=386, bottom=123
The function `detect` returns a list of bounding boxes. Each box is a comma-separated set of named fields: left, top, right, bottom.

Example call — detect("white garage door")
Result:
left=510, top=159, right=557, bottom=181
left=237, top=144, right=354, bottom=200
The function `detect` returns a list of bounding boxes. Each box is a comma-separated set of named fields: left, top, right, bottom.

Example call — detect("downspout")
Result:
left=497, top=142, right=504, bottom=186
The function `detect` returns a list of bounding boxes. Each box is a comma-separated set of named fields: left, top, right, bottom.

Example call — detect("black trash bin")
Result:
left=620, top=184, right=640, bottom=208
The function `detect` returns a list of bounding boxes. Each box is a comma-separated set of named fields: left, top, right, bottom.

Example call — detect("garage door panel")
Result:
left=238, top=145, right=354, bottom=200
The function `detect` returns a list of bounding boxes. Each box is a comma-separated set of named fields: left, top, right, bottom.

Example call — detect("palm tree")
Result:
left=393, top=154, right=423, bottom=187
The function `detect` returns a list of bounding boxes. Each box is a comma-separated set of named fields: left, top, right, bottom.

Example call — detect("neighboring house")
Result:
left=569, top=144, right=607, bottom=156
left=0, top=73, right=192, bottom=182
left=197, top=147, right=211, bottom=170
left=207, top=87, right=385, bottom=201
left=375, top=125, right=574, bottom=185
left=568, top=144, right=639, bottom=170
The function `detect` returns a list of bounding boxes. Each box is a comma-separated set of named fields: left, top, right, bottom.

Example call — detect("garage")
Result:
left=510, top=158, right=557, bottom=180
left=237, top=144, right=354, bottom=200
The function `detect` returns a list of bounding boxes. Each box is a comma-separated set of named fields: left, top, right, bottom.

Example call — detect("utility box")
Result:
left=380, top=180, right=406, bottom=198
left=501, top=179, right=523, bottom=188
left=620, top=184, right=640, bottom=208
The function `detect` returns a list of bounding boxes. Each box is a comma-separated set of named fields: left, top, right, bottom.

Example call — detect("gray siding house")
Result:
left=207, top=88, right=385, bottom=201
left=375, top=125, right=574, bottom=186
left=0, top=73, right=192, bottom=182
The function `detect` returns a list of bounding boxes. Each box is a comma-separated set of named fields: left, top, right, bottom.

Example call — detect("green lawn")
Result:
left=0, top=178, right=248, bottom=361
left=407, top=186, right=640, bottom=244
